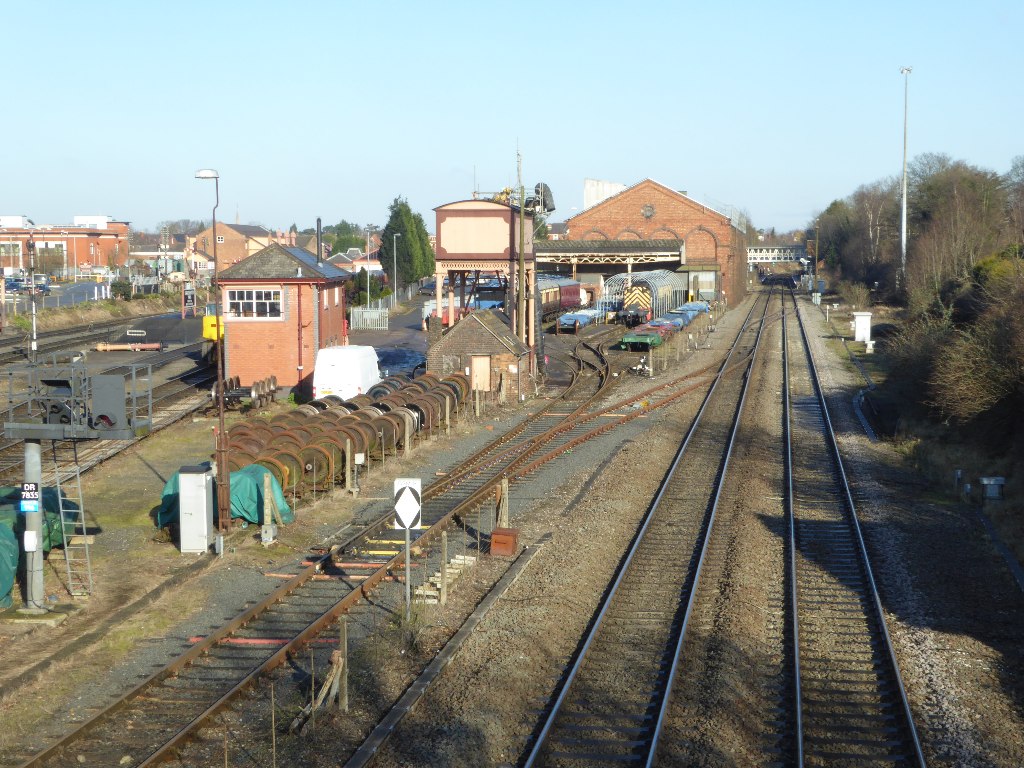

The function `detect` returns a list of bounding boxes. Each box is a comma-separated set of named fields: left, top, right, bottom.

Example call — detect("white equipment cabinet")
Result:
left=179, top=465, right=215, bottom=553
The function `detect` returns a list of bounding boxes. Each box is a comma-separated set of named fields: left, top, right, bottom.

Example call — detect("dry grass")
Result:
left=824, top=304, right=1024, bottom=567
left=0, top=581, right=213, bottom=750
left=6, top=293, right=182, bottom=334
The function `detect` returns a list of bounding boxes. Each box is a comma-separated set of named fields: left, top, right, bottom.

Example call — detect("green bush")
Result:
left=110, top=281, right=133, bottom=300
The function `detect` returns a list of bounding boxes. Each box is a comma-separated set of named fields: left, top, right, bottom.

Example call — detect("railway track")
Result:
left=784, top=291, right=924, bottom=765
left=6, top=310, right=773, bottom=767
left=0, top=341, right=214, bottom=484
left=0, top=315, right=171, bottom=367
left=10, top=340, right=629, bottom=767
left=526, top=287, right=923, bottom=766
left=524, top=289, right=773, bottom=766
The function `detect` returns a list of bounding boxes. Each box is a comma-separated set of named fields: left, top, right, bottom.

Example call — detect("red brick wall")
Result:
left=3, top=223, right=130, bottom=271
left=225, top=282, right=345, bottom=390
left=566, top=180, right=746, bottom=302
left=426, top=318, right=525, bottom=399
left=317, top=283, right=347, bottom=347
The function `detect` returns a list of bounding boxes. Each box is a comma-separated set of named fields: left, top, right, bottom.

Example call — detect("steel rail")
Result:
left=782, top=294, right=805, bottom=767
left=0, top=343, right=213, bottom=481
left=0, top=310, right=190, bottom=366
left=424, top=341, right=611, bottom=497
left=16, top=342, right=616, bottom=767
left=17, top=319, right=748, bottom=767
left=524, top=289, right=773, bottom=767
left=645, top=288, right=774, bottom=765
left=788, top=290, right=925, bottom=766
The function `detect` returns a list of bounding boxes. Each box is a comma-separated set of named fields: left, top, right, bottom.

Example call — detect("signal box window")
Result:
left=227, top=289, right=281, bottom=318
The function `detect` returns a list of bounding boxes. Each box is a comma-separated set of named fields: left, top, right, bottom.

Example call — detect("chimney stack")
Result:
left=316, top=217, right=323, bottom=266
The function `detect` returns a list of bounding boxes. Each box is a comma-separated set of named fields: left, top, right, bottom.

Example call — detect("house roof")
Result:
left=219, top=243, right=351, bottom=281
left=328, top=247, right=362, bottom=266
left=222, top=223, right=272, bottom=238
left=450, top=309, right=529, bottom=356
left=570, top=178, right=733, bottom=224
left=294, top=234, right=319, bottom=254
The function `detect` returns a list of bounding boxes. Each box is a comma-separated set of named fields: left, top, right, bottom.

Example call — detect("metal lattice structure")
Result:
left=597, top=269, right=689, bottom=320
left=4, top=356, right=154, bottom=598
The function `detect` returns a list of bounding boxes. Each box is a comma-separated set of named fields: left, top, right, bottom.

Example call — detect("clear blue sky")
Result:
left=4, top=1, right=1021, bottom=235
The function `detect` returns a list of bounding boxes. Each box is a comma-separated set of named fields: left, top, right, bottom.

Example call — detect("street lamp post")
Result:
left=365, top=228, right=371, bottom=305
left=195, top=169, right=231, bottom=535
left=392, top=232, right=401, bottom=308
left=900, top=65, right=912, bottom=293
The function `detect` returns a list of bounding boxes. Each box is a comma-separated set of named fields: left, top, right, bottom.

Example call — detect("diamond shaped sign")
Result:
left=394, top=478, right=422, bottom=530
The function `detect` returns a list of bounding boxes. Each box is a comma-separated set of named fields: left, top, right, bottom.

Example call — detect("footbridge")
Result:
left=746, top=245, right=806, bottom=264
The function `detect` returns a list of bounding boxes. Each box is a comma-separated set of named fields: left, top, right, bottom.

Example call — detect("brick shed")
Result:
left=218, top=243, right=350, bottom=393
left=426, top=310, right=530, bottom=403
left=535, top=179, right=748, bottom=305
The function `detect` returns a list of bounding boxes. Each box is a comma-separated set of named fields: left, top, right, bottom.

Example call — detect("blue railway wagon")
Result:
left=557, top=309, right=602, bottom=333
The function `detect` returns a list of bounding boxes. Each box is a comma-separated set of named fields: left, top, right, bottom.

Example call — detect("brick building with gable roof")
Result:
left=217, top=243, right=351, bottom=392
left=535, top=179, right=747, bottom=304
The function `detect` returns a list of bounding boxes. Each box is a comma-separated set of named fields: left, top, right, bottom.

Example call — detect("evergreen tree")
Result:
left=381, top=198, right=435, bottom=292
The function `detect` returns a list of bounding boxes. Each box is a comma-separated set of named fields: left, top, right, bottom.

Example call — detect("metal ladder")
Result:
left=49, top=440, right=93, bottom=597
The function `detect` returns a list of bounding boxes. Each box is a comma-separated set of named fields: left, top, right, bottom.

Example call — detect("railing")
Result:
left=746, top=246, right=806, bottom=263
left=349, top=307, right=389, bottom=331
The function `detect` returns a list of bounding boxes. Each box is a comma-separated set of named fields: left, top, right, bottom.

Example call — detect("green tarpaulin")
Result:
left=0, top=523, right=16, bottom=609
left=0, top=486, right=74, bottom=609
left=156, top=465, right=293, bottom=529
left=0, top=486, right=71, bottom=553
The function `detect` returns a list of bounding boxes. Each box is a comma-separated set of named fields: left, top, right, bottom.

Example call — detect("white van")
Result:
left=311, top=345, right=381, bottom=401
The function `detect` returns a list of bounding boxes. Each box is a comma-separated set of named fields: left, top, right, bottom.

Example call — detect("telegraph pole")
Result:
left=900, top=65, right=912, bottom=293
left=516, top=153, right=527, bottom=343
left=27, top=237, right=37, bottom=363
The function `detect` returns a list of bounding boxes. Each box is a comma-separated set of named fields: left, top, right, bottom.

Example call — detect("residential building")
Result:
left=0, top=214, right=131, bottom=277
left=187, top=223, right=273, bottom=274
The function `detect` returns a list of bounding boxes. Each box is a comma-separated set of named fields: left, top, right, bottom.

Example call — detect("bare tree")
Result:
left=906, top=161, right=1007, bottom=310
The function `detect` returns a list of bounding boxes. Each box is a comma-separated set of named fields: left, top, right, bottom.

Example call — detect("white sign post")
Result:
left=394, top=478, right=422, bottom=621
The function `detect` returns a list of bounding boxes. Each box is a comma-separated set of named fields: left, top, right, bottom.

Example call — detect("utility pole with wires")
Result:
left=899, top=65, right=912, bottom=294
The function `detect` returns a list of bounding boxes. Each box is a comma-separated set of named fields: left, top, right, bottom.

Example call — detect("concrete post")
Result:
left=345, top=438, right=353, bottom=493
left=340, top=617, right=349, bottom=711
left=440, top=530, right=448, bottom=606
left=498, top=477, right=510, bottom=529
left=20, top=440, right=45, bottom=613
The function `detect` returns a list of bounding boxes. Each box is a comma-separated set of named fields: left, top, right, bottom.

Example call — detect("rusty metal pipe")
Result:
left=95, top=342, right=164, bottom=352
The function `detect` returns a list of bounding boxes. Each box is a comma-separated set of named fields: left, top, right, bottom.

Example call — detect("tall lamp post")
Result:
left=900, top=65, right=912, bottom=293
left=365, top=228, right=371, bottom=304
left=392, top=232, right=401, bottom=308
left=195, top=169, right=231, bottom=534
